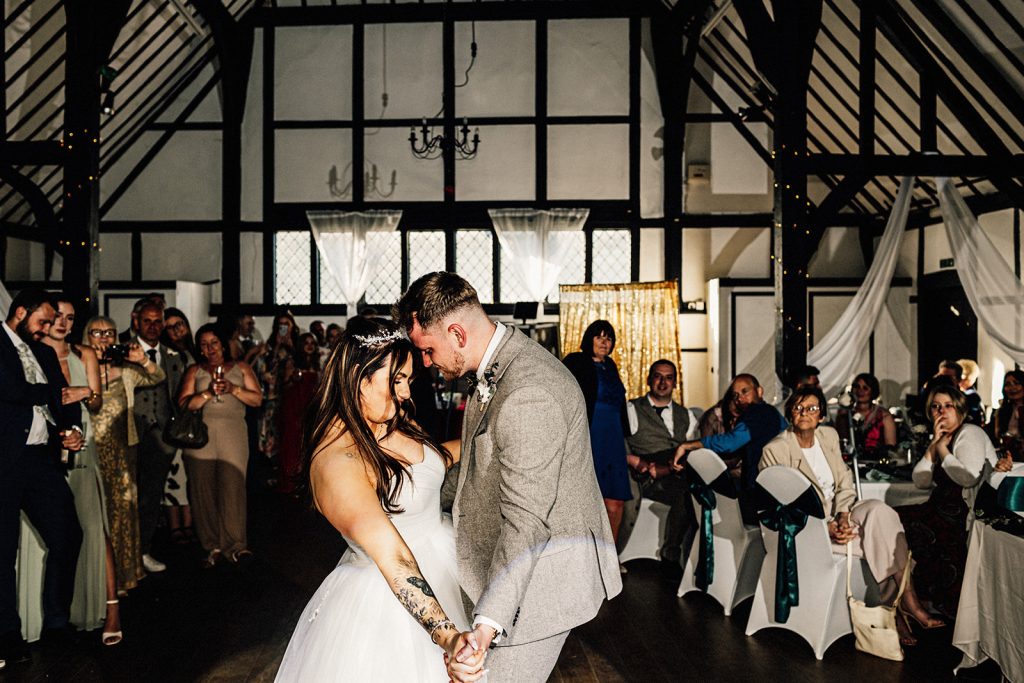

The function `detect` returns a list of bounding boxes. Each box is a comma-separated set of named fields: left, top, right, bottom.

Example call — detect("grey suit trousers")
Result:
left=485, top=630, right=570, bottom=683
left=137, top=422, right=177, bottom=554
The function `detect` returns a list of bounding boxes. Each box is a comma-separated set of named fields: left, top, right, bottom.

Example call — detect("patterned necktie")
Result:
left=147, top=349, right=158, bottom=363
left=17, top=342, right=56, bottom=426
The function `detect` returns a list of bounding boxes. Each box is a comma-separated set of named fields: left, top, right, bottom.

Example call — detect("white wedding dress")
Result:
left=275, top=445, right=469, bottom=681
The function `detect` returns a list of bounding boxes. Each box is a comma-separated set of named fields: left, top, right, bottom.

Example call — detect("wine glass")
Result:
left=213, top=365, right=224, bottom=403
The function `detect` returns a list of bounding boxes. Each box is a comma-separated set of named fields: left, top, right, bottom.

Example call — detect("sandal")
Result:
left=202, top=549, right=221, bottom=569
left=231, top=549, right=254, bottom=566
left=900, top=607, right=946, bottom=630
left=896, top=612, right=918, bottom=647
left=102, top=599, right=123, bottom=646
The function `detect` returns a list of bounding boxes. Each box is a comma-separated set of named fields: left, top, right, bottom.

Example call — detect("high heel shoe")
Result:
left=899, top=606, right=946, bottom=630
left=102, top=599, right=122, bottom=646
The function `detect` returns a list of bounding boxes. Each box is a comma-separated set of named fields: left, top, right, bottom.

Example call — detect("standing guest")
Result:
left=621, top=360, right=699, bottom=564
left=957, top=358, right=985, bottom=426
left=563, top=321, right=632, bottom=552
left=235, top=314, right=261, bottom=362
left=990, top=369, right=1024, bottom=461
left=177, top=324, right=262, bottom=568
left=673, top=373, right=787, bottom=523
left=118, top=294, right=165, bottom=343
left=835, top=372, right=898, bottom=460
left=85, top=316, right=165, bottom=594
left=1, top=288, right=84, bottom=664
left=309, top=320, right=326, bottom=346
left=897, top=385, right=997, bottom=618
left=251, top=313, right=298, bottom=469
left=131, top=301, right=186, bottom=575
left=276, top=333, right=321, bottom=494
left=761, top=386, right=944, bottom=645
left=325, top=323, right=343, bottom=350
left=789, top=364, right=821, bottom=391
left=161, top=307, right=198, bottom=363
left=42, top=296, right=122, bottom=644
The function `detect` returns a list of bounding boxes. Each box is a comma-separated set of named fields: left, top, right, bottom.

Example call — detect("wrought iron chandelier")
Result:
left=409, top=118, right=480, bottom=160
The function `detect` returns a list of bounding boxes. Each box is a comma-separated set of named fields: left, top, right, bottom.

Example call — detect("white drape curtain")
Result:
left=808, top=176, right=915, bottom=398
left=937, top=177, right=1024, bottom=365
left=0, top=278, right=11, bottom=318
left=307, top=210, right=402, bottom=315
left=488, top=208, right=589, bottom=302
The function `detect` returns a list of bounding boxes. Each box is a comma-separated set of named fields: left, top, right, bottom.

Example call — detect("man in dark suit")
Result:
left=0, top=288, right=84, bottom=664
left=132, top=300, right=185, bottom=573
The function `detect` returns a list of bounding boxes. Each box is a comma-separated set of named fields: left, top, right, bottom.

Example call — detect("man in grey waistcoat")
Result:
left=621, top=359, right=698, bottom=564
left=396, top=272, right=621, bottom=683
left=132, top=301, right=186, bottom=572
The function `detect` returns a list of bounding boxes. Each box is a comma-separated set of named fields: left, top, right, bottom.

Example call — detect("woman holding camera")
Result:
left=83, top=316, right=165, bottom=594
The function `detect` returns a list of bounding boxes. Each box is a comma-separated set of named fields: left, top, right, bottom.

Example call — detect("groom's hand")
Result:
left=458, top=624, right=497, bottom=661
left=443, top=631, right=487, bottom=682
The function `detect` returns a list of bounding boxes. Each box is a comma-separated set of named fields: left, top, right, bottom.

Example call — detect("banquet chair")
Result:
left=989, top=462, right=1024, bottom=518
left=745, top=466, right=874, bottom=660
left=677, top=449, right=765, bottom=616
left=618, top=497, right=670, bottom=564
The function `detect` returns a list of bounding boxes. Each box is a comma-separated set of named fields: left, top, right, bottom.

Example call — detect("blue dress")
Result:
left=590, top=361, right=632, bottom=501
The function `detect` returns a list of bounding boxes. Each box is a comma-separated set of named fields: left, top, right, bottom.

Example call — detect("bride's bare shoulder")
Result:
left=310, top=422, right=373, bottom=490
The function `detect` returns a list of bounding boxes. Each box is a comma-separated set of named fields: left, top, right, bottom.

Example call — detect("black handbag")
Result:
left=163, top=408, right=209, bottom=449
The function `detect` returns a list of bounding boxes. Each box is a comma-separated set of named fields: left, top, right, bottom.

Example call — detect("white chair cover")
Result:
left=678, top=449, right=765, bottom=616
left=618, top=497, right=671, bottom=564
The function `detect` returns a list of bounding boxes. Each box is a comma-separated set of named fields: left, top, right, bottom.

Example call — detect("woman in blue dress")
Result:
left=563, top=320, right=632, bottom=549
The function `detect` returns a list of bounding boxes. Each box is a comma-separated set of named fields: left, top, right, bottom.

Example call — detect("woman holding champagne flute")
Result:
left=177, top=324, right=262, bottom=569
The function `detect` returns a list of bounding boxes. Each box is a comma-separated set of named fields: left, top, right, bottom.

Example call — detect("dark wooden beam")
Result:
left=805, top=153, right=1024, bottom=176
left=0, top=141, right=64, bottom=165
left=0, top=165, right=58, bottom=245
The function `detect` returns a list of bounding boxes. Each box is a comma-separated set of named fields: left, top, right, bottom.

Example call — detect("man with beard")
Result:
left=0, top=288, right=84, bottom=664
left=673, top=373, right=787, bottom=523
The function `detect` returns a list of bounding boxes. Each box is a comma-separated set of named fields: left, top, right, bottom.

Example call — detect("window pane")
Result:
left=318, top=255, right=345, bottom=305
left=407, top=231, right=446, bottom=285
left=500, top=231, right=584, bottom=304
left=275, top=231, right=311, bottom=305
left=364, top=231, right=403, bottom=305
left=499, top=248, right=529, bottom=304
left=456, top=230, right=494, bottom=304
left=592, top=229, right=631, bottom=284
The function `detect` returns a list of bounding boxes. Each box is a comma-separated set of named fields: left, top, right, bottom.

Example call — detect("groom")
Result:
left=395, top=272, right=621, bottom=683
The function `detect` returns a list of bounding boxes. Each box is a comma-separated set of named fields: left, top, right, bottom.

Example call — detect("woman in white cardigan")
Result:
left=760, top=386, right=944, bottom=645
left=897, top=383, right=997, bottom=618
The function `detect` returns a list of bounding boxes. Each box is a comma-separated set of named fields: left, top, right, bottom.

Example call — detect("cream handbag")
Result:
left=846, top=543, right=910, bottom=661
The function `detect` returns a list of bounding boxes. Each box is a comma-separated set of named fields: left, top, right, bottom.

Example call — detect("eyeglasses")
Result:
left=930, top=402, right=957, bottom=413
left=794, top=404, right=822, bottom=415
left=166, top=321, right=187, bottom=332
left=89, top=329, right=117, bottom=338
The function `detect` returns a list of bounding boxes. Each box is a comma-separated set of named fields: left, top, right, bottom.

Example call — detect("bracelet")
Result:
left=429, top=619, right=456, bottom=644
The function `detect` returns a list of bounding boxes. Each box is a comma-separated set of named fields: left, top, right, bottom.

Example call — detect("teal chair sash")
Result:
left=998, top=476, right=1024, bottom=512
left=754, top=482, right=825, bottom=624
left=687, top=470, right=738, bottom=591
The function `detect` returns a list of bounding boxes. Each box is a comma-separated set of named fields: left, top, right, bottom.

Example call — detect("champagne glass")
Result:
left=214, top=365, right=224, bottom=403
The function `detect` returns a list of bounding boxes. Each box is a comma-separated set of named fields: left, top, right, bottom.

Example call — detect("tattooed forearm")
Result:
left=389, top=558, right=456, bottom=644
left=407, top=576, right=435, bottom=598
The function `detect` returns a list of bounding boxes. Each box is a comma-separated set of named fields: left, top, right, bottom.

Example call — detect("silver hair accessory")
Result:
left=352, top=329, right=405, bottom=347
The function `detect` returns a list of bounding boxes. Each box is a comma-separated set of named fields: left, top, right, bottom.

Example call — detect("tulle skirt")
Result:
left=275, top=517, right=469, bottom=682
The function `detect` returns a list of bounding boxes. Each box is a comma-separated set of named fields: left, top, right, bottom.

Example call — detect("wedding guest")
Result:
left=42, top=296, right=121, bottom=644
left=251, top=313, right=298, bottom=468
left=85, top=316, right=165, bottom=594
left=161, top=307, right=197, bottom=363
left=673, top=373, right=787, bottom=523
left=325, top=323, right=343, bottom=350
left=1, top=289, right=83, bottom=664
left=990, top=369, right=1024, bottom=462
left=159, top=307, right=196, bottom=543
left=309, top=320, right=326, bottom=346
left=177, top=324, right=262, bottom=568
left=277, top=333, right=321, bottom=494
left=118, top=294, right=165, bottom=344
left=563, top=321, right=632, bottom=551
left=789, top=364, right=821, bottom=390
left=698, top=390, right=738, bottom=438
left=760, top=386, right=944, bottom=645
left=957, top=358, right=984, bottom=426
left=897, top=385, right=997, bottom=618
left=835, top=372, right=897, bottom=460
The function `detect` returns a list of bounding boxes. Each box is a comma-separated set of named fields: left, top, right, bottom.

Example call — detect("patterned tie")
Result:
left=17, top=342, right=56, bottom=426
left=147, top=349, right=157, bottom=363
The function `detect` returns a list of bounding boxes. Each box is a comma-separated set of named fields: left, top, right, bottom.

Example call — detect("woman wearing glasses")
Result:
left=896, top=385, right=998, bottom=619
left=83, top=316, right=165, bottom=594
left=160, top=307, right=198, bottom=364
left=760, top=386, right=943, bottom=645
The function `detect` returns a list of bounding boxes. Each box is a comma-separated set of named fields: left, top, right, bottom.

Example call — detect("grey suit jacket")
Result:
left=131, top=338, right=185, bottom=430
left=455, top=326, right=622, bottom=646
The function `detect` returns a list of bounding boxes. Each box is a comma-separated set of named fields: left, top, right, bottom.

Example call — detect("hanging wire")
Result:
left=455, top=20, right=477, bottom=88
left=366, top=24, right=389, bottom=135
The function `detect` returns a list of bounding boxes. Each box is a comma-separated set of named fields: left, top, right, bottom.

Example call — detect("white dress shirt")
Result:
left=626, top=395, right=701, bottom=440
left=138, top=338, right=161, bottom=366
left=5, top=322, right=49, bottom=445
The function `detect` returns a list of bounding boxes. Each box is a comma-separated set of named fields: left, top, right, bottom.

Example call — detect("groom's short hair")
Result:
left=393, top=271, right=482, bottom=331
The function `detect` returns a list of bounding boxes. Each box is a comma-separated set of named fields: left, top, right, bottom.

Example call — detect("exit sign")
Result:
left=940, top=258, right=955, bottom=268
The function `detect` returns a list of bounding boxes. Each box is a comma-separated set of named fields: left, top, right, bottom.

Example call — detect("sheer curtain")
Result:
left=0, top=278, right=10, bottom=318
left=307, top=210, right=402, bottom=315
left=489, top=208, right=588, bottom=302
left=937, top=177, right=1024, bottom=364
left=808, top=176, right=915, bottom=398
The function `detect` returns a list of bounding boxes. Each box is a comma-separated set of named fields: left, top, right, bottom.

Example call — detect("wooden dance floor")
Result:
left=0, top=491, right=995, bottom=682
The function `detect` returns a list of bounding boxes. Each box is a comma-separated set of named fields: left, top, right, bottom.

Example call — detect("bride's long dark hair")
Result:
left=301, top=316, right=451, bottom=513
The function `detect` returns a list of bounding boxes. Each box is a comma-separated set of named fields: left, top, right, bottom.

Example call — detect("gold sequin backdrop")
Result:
left=558, top=281, right=683, bottom=403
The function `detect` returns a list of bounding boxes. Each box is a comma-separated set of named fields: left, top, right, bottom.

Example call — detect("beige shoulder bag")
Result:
left=846, top=543, right=910, bottom=661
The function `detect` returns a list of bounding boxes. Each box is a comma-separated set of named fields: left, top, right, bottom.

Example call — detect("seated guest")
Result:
left=673, top=373, right=787, bottom=523
left=834, top=372, right=897, bottom=460
left=957, top=358, right=984, bottom=426
left=789, top=364, right=821, bottom=391
left=990, top=369, right=1024, bottom=462
left=620, top=360, right=699, bottom=563
left=698, top=390, right=738, bottom=438
left=760, top=386, right=944, bottom=645
left=563, top=321, right=632, bottom=550
left=897, top=384, right=997, bottom=618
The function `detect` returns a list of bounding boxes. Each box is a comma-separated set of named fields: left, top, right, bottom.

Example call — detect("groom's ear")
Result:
left=447, top=323, right=467, bottom=348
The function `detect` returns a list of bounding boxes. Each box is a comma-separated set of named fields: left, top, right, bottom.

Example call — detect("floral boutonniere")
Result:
left=475, top=362, right=500, bottom=412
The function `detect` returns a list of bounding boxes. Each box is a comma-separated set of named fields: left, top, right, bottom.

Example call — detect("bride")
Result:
left=275, top=318, right=485, bottom=681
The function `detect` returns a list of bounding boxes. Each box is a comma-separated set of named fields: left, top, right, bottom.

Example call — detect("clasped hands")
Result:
left=442, top=624, right=493, bottom=682
left=827, top=512, right=858, bottom=545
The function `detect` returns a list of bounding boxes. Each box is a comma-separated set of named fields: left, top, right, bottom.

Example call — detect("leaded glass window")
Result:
left=274, top=231, right=311, bottom=305
left=455, top=230, right=494, bottom=304
left=407, top=231, right=446, bottom=285
left=592, top=229, right=631, bottom=284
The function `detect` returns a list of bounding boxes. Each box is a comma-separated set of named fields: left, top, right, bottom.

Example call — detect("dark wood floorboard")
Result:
left=0, top=491, right=1002, bottom=682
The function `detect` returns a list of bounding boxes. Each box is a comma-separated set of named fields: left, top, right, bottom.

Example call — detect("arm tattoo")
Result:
left=389, top=558, right=455, bottom=641
left=406, top=576, right=435, bottom=598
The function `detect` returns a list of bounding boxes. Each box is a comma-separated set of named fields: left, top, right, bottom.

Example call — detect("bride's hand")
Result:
left=443, top=631, right=487, bottom=682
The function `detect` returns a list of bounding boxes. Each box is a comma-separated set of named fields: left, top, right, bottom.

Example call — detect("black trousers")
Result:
left=137, top=423, right=178, bottom=555
left=0, top=445, right=82, bottom=635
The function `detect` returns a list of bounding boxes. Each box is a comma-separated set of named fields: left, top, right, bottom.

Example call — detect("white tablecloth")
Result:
left=858, top=480, right=931, bottom=507
left=954, top=522, right=1024, bottom=682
